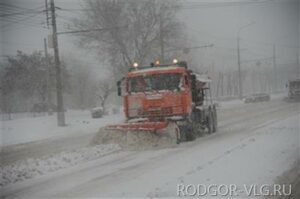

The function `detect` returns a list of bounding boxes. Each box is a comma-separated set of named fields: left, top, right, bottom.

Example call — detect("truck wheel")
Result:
left=175, top=124, right=181, bottom=144
left=178, top=125, right=195, bottom=142
left=186, top=129, right=196, bottom=141
left=186, top=132, right=196, bottom=141
left=207, top=112, right=213, bottom=134
left=212, top=106, right=218, bottom=133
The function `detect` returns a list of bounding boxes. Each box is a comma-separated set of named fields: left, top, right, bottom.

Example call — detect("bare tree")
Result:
left=70, top=64, right=92, bottom=109
left=95, top=79, right=114, bottom=112
left=0, top=51, right=69, bottom=114
left=73, top=0, right=184, bottom=80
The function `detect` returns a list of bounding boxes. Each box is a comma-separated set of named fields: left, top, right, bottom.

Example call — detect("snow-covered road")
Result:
left=1, top=98, right=299, bottom=198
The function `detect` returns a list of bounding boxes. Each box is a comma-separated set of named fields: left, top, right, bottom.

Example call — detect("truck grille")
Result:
left=137, top=106, right=182, bottom=117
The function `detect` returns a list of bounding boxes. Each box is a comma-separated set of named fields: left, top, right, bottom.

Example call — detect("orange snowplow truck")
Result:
left=106, top=60, right=217, bottom=144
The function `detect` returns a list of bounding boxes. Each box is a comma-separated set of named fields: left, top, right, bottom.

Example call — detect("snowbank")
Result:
left=1, top=94, right=286, bottom=147
left=1, top=110, right=124, bottom=147
left=218, top=92, right=286, bottom=110
left=0, top=144, right=121, bottom=187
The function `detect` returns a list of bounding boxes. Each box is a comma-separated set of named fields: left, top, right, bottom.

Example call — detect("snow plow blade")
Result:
left=93, top=121, right=180, bottom=149
left=105, top=121, right=169, bottom=131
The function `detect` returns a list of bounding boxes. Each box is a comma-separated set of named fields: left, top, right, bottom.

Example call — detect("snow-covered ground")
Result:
left=89, top=114, right=298, bottom=198
left=1, top=97, right=299, bottom=198
left=1, top=144, right=121, bottom=187
left=1, top=93, right=286, bottom=147
left=1, top=110, right=124, bottom=147
left=217, top=92, right=286, bottom=110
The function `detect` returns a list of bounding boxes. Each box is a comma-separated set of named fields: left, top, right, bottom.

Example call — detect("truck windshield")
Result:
left=128, top=73, right=182, bottom=93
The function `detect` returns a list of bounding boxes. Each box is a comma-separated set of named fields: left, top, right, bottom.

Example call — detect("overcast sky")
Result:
left=1, top=0, right=299, bottom=75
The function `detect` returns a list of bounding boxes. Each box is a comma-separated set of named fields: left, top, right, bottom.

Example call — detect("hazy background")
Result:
left=1, top=0, right=299, bottom=111
left=1, top=0, right=299, bottom=73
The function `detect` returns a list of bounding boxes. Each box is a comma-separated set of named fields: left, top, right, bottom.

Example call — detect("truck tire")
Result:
left=186, top=125, right=196, bottom=141
left=175, top=124, right=181, bottom=144
left=212, top=106, right=218, bottom=133
left=178, top=126, right=187, bottom=141
left=207, top=112, right=213, bottom=134
left=179, top=125, right=195, bottom=141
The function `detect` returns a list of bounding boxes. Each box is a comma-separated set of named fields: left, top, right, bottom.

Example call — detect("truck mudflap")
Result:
left=105, top=121, right=169, bottom=131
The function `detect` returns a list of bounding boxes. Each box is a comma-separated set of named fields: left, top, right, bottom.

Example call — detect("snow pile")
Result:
left=1, top=110, right=124, bottom=147
left=0, top=144, right=121, bottom=187
left=95, top=123, right=179, bottom=150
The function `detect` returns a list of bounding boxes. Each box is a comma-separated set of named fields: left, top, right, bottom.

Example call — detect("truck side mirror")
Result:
left=191, top=74, right=196, bottom=89
left=117, top=80, right=122, bottom=96
left=190, top=74, right=197, bottom=101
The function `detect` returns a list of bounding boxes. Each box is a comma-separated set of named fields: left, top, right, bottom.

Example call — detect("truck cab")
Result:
left=121, top=64, right=192, bottom=120
left=117, top=60, right=217, bottom=140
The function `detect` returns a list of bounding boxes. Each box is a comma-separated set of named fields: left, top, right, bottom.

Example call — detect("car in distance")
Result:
left=243, top=93, right=270, bottom=103
left=91, top=107, right=104, bottom=118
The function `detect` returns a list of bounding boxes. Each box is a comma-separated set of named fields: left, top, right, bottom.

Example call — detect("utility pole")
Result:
left=236, top=21, right=255, bottom=99
left=45, top=0, right=49, bottom=28
left=297, top=44, right=299, bottom=69
left=273, top=44, right=277, bottom=93
left=237, top=37, right=243, bottom=99
left=50, top=0, right=65, bottom=126
left=216, top=72, right=220, bottom=98
left=44, top=38, right=52, bottom=116
left=297, top=50, right=299, bottom=68
left=221, top=72, right=224, bottom=96
left=159, top=13, right=164, bottom=63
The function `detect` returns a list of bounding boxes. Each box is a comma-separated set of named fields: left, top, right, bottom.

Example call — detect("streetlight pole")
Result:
left=159, top=12, right=164, bottom=63
left=237, top=36, right=242, bottom=99
left=237, top=21, right=255, bottom=99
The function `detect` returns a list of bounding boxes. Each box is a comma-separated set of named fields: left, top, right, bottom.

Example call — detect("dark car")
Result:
left=91, top=107, right=104, bottom=118
left=243, top=93, right=270, bottom=103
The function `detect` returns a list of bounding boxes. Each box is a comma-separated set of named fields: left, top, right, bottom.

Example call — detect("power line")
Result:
left=0, top=4, right=46, bottom=30
left=0, top=5, right=44, bottom=17
left=0, top=2, right=40, bottom=11
left=0, top=7, right=44, bottom=18
left=56, top=14, right=73, bottom=22
left=1, top=12, right=46, bottom=31
left=181, top=0, right=272, bottom=8
left=55, top=0, right=273, bottom=12
left=188, top=26, right=300, bottom=49
left=57, top=25, right=128, bottom=35
left=0, top=3, right=45, bottom=29
left=239, top=37, right=300, bottom=49
left=1, top=15, right=45, bottom=27
left=241, top=57, right=273, bottom=63
left=0, top=40, right=42, bottom=47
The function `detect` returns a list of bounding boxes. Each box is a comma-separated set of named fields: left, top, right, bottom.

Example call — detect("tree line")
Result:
left=0, top=51, right=113, bottom=116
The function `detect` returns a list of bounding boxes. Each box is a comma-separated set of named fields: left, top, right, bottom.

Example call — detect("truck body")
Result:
left=105, top=61, right=217, bottom=144
left=123, top=66, right=191, bottom=121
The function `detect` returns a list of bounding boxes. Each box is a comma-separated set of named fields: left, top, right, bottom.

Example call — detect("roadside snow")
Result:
left=1, top=94, right=285, bottom=147
left=1, top=110, right=124, bottom=147
left=218, top=99, right=243, bottom=109
left=0, top=100, right=298, bottom=198
left=102, top=113, right=299, bottom=198
left=218, top=92, right=286, bottom=110
left=0, top=143, right=121, bottom=187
